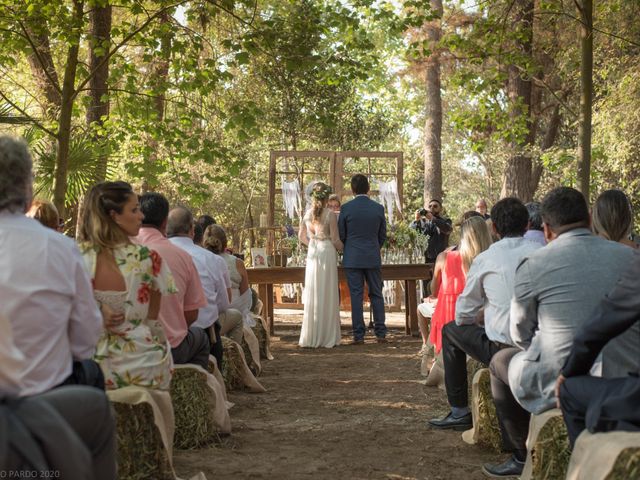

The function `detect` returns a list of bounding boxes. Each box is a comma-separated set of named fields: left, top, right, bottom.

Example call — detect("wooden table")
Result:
left=247, top=264, right=433, bottom=337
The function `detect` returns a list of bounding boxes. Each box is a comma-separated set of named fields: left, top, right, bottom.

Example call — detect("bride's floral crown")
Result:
left=311, top=183, right=332, bottom=201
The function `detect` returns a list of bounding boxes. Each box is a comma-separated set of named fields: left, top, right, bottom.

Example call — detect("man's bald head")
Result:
left=167, top=207, right=194, bottom=238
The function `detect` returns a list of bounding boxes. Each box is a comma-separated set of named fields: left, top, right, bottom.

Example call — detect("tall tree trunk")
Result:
left=24, top=24, right=62, bottom=119
left=141, top=11, right=171, bottom=193
left=500, top=0, right=535, bottom=202
left=423, top=0, right=443, bottom=204
left=530, top=102, right=562, bottom=194
left=52, top=0, right=83, bottom=217
left=86, top=2, right=112, bottom=180
left=577, top=0, right=593, bottom=201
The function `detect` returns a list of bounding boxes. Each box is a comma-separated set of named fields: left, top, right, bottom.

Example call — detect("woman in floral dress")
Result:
left=79, top=181, right=176, bottom=390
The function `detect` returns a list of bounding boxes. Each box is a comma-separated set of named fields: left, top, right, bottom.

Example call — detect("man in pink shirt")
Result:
left=136, top=193, right=210, bottom=369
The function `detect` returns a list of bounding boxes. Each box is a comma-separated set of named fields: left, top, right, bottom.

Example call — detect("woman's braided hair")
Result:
left=310, top=182, right=332, bottom=221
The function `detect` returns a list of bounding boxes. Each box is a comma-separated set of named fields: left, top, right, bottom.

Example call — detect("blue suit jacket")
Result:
left=338, top=195, right=387, bottom=269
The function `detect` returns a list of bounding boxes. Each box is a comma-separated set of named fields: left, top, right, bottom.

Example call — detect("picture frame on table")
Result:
left=250, top=247, right=268, bottom=268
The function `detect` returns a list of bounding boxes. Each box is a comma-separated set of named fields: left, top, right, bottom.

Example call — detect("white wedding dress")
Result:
left=299, top=208, right=344, bottom=348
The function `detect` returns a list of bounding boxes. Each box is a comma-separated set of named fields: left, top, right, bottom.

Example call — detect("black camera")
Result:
left=419, top=208, right=428, bottom=216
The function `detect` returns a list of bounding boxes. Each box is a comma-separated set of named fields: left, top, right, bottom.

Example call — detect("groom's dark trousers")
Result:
left=345, top=267, right=386, bottom=341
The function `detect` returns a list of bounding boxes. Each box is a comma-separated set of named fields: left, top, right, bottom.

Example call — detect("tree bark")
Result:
left=141, top=11, right=171, bottom=193
left=86, top=2, right=112, bottom=180
left=500, top=0, right=535, bottom=202
left=577, top=0, right=593, bottom=201
left=529, top=102, right=562, bottom=194
left=423, top=0, right=444, bottom=204
left=24, top=24, right=62, bottom=119
left=52, top=0, right=83, bottom=217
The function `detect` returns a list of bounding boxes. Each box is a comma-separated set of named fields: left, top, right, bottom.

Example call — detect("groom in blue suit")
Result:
left=338, top=174, right=387, bottom=344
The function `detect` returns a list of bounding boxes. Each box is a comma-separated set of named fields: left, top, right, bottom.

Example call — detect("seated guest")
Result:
left=136, top=193, right=210, bottom=369
left=78, top=182, right=176, bottom=390
left=592, top=189, right=637, bottom=248
left=0, top=136, right=103, bottom=394
left=195, top=214, right=216, bottom=246
left=475, top=198, right=491, bottom=220
left=167, top=207, right=232, bottom=370
left=485, top=187, right=635, bottom=477
left=420, top=215, right=492, bottom=358
left=591, top=189, right=640, bottom=378
left=26, top=199, right=60, bottom=231
left=523, top=201, right=545, bottom=246
left=204, top=225, right=255, bottom=328
left=0, top=313, right=117, bottom=479
left=557, top=250, right=640, bottom=446
left=202, top=225, right=245, bottom=343
left=429, top=216, right=493, bottom=351
left=193, top=223, right=204, bottom=246
left=428, top=198, right=541, bottom=433
left=417, top=211, right=484, bottom=356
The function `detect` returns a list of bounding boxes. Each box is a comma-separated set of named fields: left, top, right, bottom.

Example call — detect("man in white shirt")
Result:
left=428, top=198, right=541, bottom=433
left=0, top=313, right=116, bottom=479
left=167, top=207, right=244, bottom=369
left=0, top=136, right=103, bottom=395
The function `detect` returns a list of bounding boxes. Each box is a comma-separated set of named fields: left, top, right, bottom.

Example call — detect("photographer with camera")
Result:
left=411, top=200, right=453, bottom=296
left=411, top=200, right=453, bottom=264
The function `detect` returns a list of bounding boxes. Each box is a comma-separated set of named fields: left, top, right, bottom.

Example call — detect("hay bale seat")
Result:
left=462, top=367, right=502, bottom=452
left=520, top=410, right=571, bottom=480
left=170, top=367, right=220, bottom=449
left=240, top=325, right=262, bottom=377
left=466, top=358, right=487, bottom=403
left=530, top=415, right=571, bottom=479
left=110, top=396, right=174, bottom=480
left=241, top=336, right=255, bottom=375
left=606, top=448, right=640, bottom=479
left=251, top=320, right=270, bottom=360
left=565, top=431, right=640, bottom=480
left=221, top=337, right=246, bottom=391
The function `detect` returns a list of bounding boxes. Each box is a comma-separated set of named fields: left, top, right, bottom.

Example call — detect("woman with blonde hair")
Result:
left=79, top=181, right=176, bottom=390
left=419, top=216, right=492, bottom=384
left=429, top=216, right=492, bottom=351
left=298, top=182, right=344, bottom=348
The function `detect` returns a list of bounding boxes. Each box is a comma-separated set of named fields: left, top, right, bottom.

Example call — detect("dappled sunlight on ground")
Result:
left=173, top=313, right=500, bottom=480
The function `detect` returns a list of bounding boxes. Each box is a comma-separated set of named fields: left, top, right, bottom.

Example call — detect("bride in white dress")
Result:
left=298, top=182, right=344, bottom=348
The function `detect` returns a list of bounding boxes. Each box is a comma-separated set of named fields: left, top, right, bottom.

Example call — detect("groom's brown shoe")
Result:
left=348, top=339, right=365, bottom=345
left=376, top=337, right=388, bottom=344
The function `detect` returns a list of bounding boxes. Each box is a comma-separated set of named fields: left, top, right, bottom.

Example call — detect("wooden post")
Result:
left=267, top=152, right=276, bottom=254
left=406, top=280, right=419, bottom=336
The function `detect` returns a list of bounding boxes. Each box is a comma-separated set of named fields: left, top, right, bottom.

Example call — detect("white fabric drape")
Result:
left=377, top=180, right=402, bottom=224
left=281, top=177, right=302, bottom=219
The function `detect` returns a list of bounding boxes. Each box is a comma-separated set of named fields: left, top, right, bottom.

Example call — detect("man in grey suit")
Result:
left=338, top=174, right=387, bottom=344
left=484, top=187, right=635, bottom=477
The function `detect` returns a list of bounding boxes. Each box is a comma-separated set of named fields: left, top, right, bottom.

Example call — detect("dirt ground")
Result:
left=173, top=310, right=503, bottom=480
